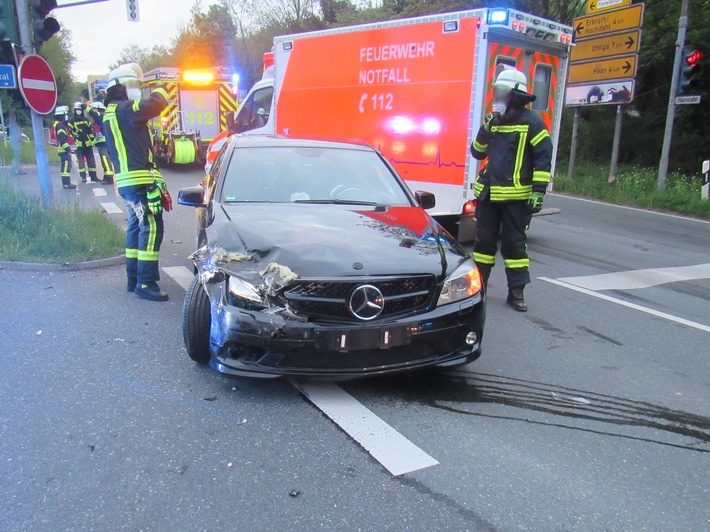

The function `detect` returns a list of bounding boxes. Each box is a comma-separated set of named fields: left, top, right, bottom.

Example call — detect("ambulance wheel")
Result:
left=182, top=276, right=211, bottom=365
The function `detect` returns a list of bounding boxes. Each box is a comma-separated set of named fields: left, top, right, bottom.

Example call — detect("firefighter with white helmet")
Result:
left=470, top=67, right=553, bottom=311
left=87, top=101, right=114, bottom=185
left=52, top=105, right=76, bottom=189
left=68, top=101, right=99, bottom=182
left=103, top=62, right=172, bottom=301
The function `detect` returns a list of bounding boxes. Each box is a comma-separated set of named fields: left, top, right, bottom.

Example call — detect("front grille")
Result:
left=283, top=275, right=435, bottom=322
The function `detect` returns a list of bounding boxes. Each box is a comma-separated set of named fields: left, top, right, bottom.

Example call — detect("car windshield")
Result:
left=220, top=146, right=412, bottom=206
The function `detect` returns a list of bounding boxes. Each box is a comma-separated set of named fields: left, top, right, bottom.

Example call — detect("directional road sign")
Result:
left=568, top=54, right=637, bottom=84
left=586, top=0, right=631, bottom=14
left=574, top=4, right=644, bottom=39
left=0, top=64, right=17, bottom=89
left=675, top=95, right=701, bottom=105
left=570, top=30, right=640, bottom=62
left=17, top=54, right=57, bottom=115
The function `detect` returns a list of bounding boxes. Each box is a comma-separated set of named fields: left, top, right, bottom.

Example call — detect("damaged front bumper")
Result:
left=209, top=293, right=485, bottom=379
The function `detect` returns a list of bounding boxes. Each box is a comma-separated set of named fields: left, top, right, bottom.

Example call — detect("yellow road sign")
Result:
left=586, top=0, right=631, bottom=15
left=574, top=4, right=644, bottom=39
left=568, top=54, right=638, bottom=84
left=571, top=30, right=641, bottom=62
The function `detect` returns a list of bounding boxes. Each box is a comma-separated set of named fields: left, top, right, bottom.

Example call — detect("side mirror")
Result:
left=178, top=186, right=207, bottom=208
left=415, top=190, right=436, bottom=210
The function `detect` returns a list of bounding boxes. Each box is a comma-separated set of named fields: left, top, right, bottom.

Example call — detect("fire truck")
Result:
left=141, top=67, right=239, bottom=166
left=208, top=8, right=573, bottom=240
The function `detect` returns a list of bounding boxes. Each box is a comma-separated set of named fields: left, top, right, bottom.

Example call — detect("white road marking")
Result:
left=161, top=266, right=194, bottom=290
left=547, top=192, right=710, bottom=225
left=540, top=277, right=710, bottom=334
left=92, top=188, right=107, bottom=197
left=558, top=263, right=710, bottom=291
left=295, top=381, right=439, bottom=476
left=22, top=78, right=55, bottom=91
left=100, top=202, right=123, bottom=214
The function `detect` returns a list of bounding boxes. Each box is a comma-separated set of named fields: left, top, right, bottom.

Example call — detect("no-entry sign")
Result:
left=18, top=54, right=57, bottom=115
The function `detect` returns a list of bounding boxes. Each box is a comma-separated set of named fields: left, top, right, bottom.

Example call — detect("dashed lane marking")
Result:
left=558, top=263, right=710, bottom=291
left=161, top=266, right=194, bottom=290
left=100, top=202, right=123, bottom=214
left=294, top=381, right=440, bottom=476
left=160, top=265, right=440, bottom=476
left=540, top=277, right=710, bottom=334
left=92, top=188, right=107, bottom=197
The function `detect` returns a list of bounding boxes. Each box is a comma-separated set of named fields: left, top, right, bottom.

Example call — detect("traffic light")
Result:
left=678, top=47, right=703, bottom=95
left=31, top=0, right=60, bottom=47
left=0, top=0, right=19, bottom=44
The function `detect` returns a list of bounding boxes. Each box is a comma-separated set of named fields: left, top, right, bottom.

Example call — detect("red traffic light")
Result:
left=685, top=50, right=704, bottom=65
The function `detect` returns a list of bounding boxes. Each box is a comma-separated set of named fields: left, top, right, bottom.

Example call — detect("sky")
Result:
left=56, top=0, right=221, bottom=81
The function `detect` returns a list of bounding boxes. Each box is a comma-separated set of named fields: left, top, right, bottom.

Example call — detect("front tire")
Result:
left=182, top=276, right=212, bottom=364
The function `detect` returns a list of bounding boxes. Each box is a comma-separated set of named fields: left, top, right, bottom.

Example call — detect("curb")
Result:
left=0, top=255, right=124, bottom=272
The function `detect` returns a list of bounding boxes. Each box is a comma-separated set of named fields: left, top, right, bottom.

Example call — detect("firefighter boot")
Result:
left=61, top=177, right=77, bottom=189
left=127, top=277, right=137, bottom=293
left=506, top=286, right=527, bottom=312
left=135, top=281, right=169, bottom=302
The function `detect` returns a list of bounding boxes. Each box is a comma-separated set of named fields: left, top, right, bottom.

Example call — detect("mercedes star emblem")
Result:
left=348, top=284, right=385, bottom=321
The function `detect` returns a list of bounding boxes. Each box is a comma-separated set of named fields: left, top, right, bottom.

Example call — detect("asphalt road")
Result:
left=1, top=166, right=709, bottom=531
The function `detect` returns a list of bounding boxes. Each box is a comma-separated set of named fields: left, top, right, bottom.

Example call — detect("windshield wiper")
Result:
left=294, top=199, right=382, bottom=206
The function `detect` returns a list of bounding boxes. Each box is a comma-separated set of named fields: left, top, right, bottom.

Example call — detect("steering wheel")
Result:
left=329, top=184, right=378, bottom=202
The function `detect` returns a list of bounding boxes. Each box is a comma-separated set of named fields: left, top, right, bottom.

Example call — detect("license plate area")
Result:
left=315, top=327, right=409, bottom=351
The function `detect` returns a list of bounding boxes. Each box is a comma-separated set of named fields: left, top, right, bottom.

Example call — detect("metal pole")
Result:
left=15, top=0, right=53, bottom=206
left=657, top=0, right=689, bottom=191
left=608, top=105, right=623, bottom=185
left=567, top=107, right=580, bottom=181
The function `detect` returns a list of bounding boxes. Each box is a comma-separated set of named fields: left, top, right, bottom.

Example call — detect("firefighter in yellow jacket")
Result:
left=68, top=101, right=99, bottom=182
left=103, top=63, right=171, bottom=302
left=470, top=68, right=552, bottom=311
left=52, top=105, right=77, bottom=189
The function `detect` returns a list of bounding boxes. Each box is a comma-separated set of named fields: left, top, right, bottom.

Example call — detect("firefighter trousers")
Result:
left=473, top=194, right=532, bottom=288
left=75, top=146, right=98, bottom=181
left=96, top=143, right=115, bottom=182
left=59, top=151, right=72, bottom=186
left=121, top=186, right=164, bottom=284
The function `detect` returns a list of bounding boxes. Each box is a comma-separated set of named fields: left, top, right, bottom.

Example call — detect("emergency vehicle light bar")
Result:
left=181, top=71, right=215, bottom=85
left=487, top=9, right=509, bottom=26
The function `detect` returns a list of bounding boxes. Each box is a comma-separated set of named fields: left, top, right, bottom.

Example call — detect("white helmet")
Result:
left=73, top=101, right=83, bottom=110
left=107, top=62, right=143, bottom=90
left=493, top=67, right=535, bottom=101
left=91, top=101, right=106, bottom=110
left=54, top=105, right=69, bottom=117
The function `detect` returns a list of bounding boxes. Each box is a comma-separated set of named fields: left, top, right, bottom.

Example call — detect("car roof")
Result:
left=228, top=135, right=375, bottom=151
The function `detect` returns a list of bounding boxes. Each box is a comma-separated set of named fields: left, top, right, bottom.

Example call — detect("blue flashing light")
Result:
left=487, top=9, right=509, bottom=25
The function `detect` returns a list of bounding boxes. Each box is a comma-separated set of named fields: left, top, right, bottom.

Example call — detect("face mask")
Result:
left=75, top=110, right=83, bottom=116
left=127, top=88, right=142, bottom=100
left=491, top=102, right=507, bottom=115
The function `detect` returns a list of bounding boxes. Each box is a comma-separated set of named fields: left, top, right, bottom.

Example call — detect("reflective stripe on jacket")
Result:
left=68, top=117, right=95, bottom=148
left=53, top=121, right=71, bottom=153
left=103, top=88, right=169, bottom=189
left=470, top=108, right=552, bottom=202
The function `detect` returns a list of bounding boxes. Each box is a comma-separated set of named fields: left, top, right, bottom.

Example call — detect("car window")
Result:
left=233, top=87, right=274, bottom=134
left=220, top=146, right=412, bottom=206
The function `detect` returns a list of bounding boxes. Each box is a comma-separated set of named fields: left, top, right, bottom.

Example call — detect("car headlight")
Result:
left=437, top=260, right=482, bottom=306
left=227, top=275, right=268, bottom=310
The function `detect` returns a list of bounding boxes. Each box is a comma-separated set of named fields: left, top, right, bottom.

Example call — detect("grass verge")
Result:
left=553, top=163, right=710, bottom=220
left=0, top=181, right=124, bottom=263
left=1, top=142, right=61, bottom=165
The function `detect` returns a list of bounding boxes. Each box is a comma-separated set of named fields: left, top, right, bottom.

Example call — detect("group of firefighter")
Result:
left=48, top=62, right=551, bottom=310
left=52, top=101, right=114, bottom=189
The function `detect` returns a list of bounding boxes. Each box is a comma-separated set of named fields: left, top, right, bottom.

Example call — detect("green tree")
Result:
left=111, top=43, right=173, bottom=71
left=39, top=29, right=77, bottom=107
left=172, top=2, right=238, bottom=69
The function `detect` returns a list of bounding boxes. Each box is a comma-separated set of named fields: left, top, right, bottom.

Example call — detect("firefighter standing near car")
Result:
left=470, top=67, right=552, bottom=312
left=52, top=105, right=77, bottom=190
left=87, top=101, right=115, bottom=185
left=68, top=101, right=99, bottom=182
left=103, top=63, right=171, bottom=302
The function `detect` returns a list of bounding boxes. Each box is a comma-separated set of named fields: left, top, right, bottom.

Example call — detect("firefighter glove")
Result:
left=528, top=192, right=544, bottom=214
left=146, top=185, right=163, bottom=215
left=483, top=112, right=501, bottom=132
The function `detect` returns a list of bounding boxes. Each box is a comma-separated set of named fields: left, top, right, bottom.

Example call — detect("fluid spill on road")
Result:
left=345, top=371, right=710, bottom=453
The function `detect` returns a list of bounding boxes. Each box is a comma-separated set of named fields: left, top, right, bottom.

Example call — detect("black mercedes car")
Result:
left=178, top=136, right=485, bottom=378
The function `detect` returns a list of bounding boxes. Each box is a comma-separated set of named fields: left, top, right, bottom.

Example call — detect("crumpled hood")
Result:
left=199, top=203, right=468, bottom=283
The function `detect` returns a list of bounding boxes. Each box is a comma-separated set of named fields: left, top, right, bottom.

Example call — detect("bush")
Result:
left=553, top=163, right=710, bottom=219
left=0, top=142, right=60, bottom=165
left=0, top=181, right=124, bottom=262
